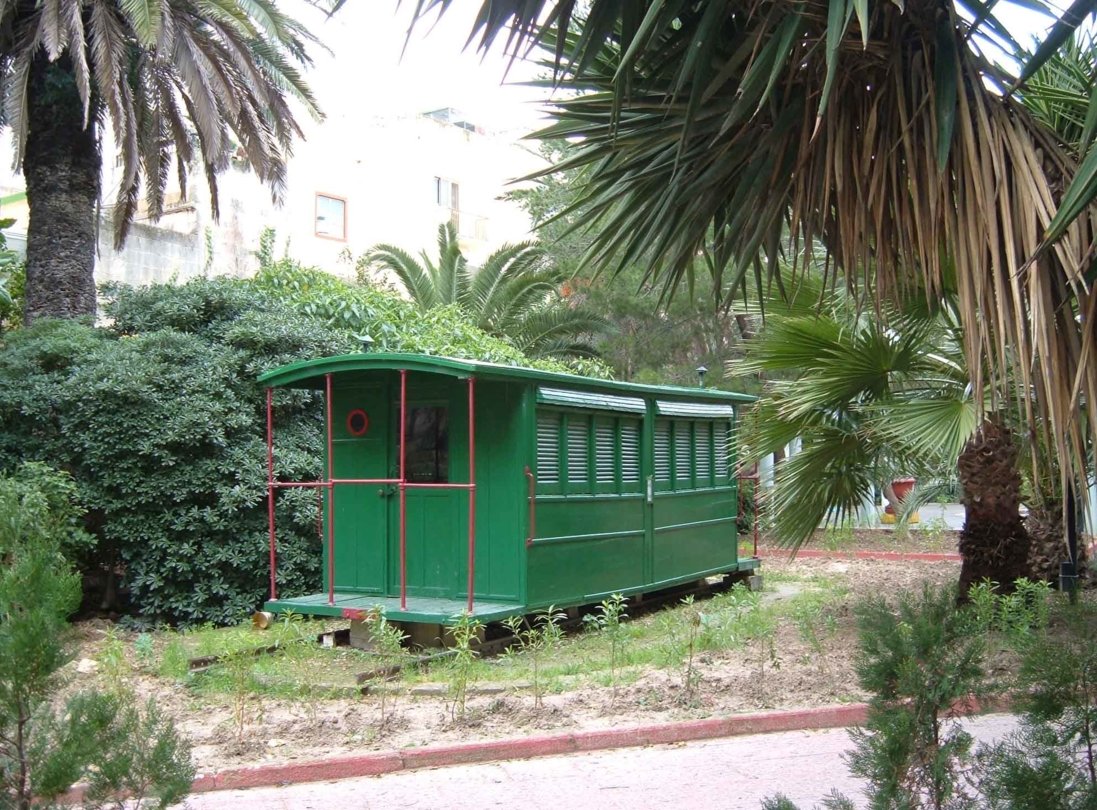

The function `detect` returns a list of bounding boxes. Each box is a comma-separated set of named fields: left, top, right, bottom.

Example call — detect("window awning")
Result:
left=537, top=387, right=646, bottom=414
left=656, top=400, right=736, bottom=418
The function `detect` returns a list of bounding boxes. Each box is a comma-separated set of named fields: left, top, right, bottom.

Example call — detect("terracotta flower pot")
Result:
left=881, top=477, right=919, bottom=524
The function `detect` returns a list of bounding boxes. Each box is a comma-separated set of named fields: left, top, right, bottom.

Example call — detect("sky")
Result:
left=292, top=2, right=550, bottom=136
left=292, top=1, right=1076, bottom=137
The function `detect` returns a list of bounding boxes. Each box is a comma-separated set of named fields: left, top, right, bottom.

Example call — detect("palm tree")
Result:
left=734, top=294, right=1043, bottom=595
left=734, top=299, right=974, bottom=544
left=363, top=222, right=605, bottom=360
left=388, top=0, right=1097, bottom=522
left=5, top=0, right=321, bottom=323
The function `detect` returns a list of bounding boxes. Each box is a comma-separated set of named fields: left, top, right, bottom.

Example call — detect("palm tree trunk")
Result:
left=22, top=54, right=100, bottom=324
left=956, top=418, right=1031, bottom=599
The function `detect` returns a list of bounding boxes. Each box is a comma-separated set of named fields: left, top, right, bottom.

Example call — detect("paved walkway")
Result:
left=181, top=714, right=1017, bottom=810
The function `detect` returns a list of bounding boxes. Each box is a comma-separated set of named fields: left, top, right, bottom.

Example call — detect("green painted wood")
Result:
left=652, top=488, right=739, bottom=582
left=265, top=354, right=752, bottom=623
left=265, top=592, right=519, bottom=623
left=260, top=353, right=755, bottom=403
left=391, top=372, right=463, bottom=599
left=471, top=381, right=524, bottom=601
left=537, top=387, right=646, bottom=413
left=328, top=383, right=389, bottom=594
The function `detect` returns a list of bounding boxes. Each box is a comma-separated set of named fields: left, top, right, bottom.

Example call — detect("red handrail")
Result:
left=325, top=373, right=335, bottom=606
left=266, top=387, right=277, bottom=601
left=466, top=376, right=477, bottom=613
left=399, top=369, right=408, bottom=610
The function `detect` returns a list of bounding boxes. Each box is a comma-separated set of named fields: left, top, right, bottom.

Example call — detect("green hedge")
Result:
left=0, top=272, right=605, bottom=625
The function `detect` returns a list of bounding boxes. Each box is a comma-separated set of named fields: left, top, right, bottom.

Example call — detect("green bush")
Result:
left=847, top=584, right=985, bottom=809
left=0, top=465, right=194, bottom=809
left=0, top=280, right=351, bottom=624
left=0, top=261, right=605, bottom=625
left=976, top=599, right=1097, bottom=808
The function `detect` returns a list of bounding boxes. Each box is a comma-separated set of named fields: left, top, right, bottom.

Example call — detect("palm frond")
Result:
left=469, top=0, right=1097, bottom=497
left=118, top=0, right=163, bottom=48
left=365, top=243, right=440, bottom=310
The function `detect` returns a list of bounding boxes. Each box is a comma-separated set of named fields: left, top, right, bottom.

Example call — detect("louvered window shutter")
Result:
left=536, top=412, right=560, bottom=484
left=654, top=420, right=671, bottom=483
left=674, top=421, right=692, bottom=487
left=620, top=420, right=640, bottom=483
left=715, top=420, right=731, bottom=480
left=567, top=417, right=589, bottom=486
left=695, top=421, right=712, bottom=484
left=595, top=419, right=616, bottom=484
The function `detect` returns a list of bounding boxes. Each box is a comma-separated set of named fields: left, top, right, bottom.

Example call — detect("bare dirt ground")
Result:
left=67, top=551, right=963, bottom=778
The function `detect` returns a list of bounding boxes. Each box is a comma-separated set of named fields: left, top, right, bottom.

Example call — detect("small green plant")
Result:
left=973, top=597, right=1097, bottom=807
left=790, top=595, right=839, bottom=671
left=680, top=595, right=702, bottom=700
left=965, top=577, right=1052, bottom=640
left=504, top=606, right=566, bottom=709
left=133, top=632, right=156, bottom=669
left=583, top=593, right=628, bottom=702
left=223, top=649, right=258, bottom=742
left=848, top=583, right=985, bottom=810
left=448, top=611, right=483, bottom=721
left=760, top=791, right=856, bottom=810
left=821, top=522, right=856, bottom=552
left=158, top=637, right=190, bottom=680
left=97, top=627, right=130, bottom=694
left=919, top=516, right=951, bottom=548
left=0, top=465, right=193, bottom=809
left=363, top=609, right=408, bottom=728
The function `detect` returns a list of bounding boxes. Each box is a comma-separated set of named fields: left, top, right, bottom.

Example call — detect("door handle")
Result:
left=646, top=476, right=654, bottom=504
left=378, top=486, right=396, bottom=497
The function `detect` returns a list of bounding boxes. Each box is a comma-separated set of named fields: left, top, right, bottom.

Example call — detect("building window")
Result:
left=434, top=177, right=459, bottom=210
left=315, top=193, right=346, bottom=240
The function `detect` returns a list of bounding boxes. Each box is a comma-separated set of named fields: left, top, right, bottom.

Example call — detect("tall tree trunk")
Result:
left=22, top=54, right=100, bottom=324
left=957, top=418, right=1031, bottom=599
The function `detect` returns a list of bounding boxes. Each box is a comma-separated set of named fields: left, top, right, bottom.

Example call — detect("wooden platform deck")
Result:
left=264, top=592, right=520, bottom=624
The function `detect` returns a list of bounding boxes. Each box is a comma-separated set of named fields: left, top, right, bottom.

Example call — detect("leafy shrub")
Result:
left=976, top=598, right=1097, bottom=808
left=848, top=584, right=985, bottom=809
left=0, top=465, right=194, bottom=808
left=254, top=256, right=614, bottom=377
left=0, top=281, right=351, bottom=624
left=0, top=259, right=609, bottom=625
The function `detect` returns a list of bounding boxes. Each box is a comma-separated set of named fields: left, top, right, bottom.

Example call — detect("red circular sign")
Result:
left=346, top=409, right=370, bottom=437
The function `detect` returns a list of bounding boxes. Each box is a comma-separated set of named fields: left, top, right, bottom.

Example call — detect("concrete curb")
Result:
left=189, top=704, right=871, bottom=794
left=756, top=547, right=961, bottom=562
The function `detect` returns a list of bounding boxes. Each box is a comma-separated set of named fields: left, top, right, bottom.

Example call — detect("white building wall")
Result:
left=85, top=109, right=545, bottom=286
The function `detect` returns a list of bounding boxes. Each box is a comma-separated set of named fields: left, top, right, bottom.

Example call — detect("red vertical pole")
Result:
left=326, top=373, right=336, bottom=606
left=399, top=370, right=408, bottom=610
left=466, top=376, right=477, bottom=613
left=266, top=387, right=277, bottom=601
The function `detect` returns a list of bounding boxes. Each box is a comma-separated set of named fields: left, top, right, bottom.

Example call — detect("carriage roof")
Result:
left=259, top=352, right=756, bottom=405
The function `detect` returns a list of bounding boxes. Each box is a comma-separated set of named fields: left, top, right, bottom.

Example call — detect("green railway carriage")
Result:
left=259, top=353, right=758, bottom=625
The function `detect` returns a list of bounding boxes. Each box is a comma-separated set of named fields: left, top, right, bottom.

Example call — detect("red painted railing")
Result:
left=265, top=370, right=480, bottom=615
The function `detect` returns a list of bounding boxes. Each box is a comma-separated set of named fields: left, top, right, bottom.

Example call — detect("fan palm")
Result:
left=734, top=301, right=976, bottom=546
left=363, top=222, right=604, bottom=360
left=734, top=296, right=1041, bottom=595
left=392, top=0, right=1097, bottom=509
left=6, top=0, right=321, bottom=323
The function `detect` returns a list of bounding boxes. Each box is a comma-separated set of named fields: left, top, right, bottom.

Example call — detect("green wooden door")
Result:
left=329, top=383, right=389, bottom=594
left=388, top=383, right=463, bottom=599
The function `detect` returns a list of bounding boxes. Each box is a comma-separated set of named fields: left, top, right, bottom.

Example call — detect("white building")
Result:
left=0, top=2, right=550, bottom=286
left=0, top=105, right=545, bottom=286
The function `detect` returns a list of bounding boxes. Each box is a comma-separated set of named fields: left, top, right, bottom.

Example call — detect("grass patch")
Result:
left=134, top=574, right=856, bottom=709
